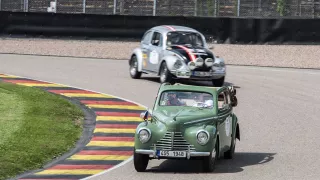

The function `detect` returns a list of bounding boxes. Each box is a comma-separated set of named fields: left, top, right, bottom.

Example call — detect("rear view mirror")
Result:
left=228, top=86, right=237, bottom=107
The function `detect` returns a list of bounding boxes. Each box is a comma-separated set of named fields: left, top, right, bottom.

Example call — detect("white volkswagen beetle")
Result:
left=129, top=25, right=226, bottom=86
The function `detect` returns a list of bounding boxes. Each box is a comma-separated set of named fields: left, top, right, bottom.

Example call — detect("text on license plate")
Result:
left=192, top=71, right=213, bottom=76
left=157, top=150, right=186, bottom=157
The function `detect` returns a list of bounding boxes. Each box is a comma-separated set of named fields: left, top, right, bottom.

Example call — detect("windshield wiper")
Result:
left=173, top=106, right=189, bottom=121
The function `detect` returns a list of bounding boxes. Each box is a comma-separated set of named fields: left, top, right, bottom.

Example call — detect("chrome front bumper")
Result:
left=135, top=149, right=210, bottom=159
left=170, top=68, right=226, bottom=80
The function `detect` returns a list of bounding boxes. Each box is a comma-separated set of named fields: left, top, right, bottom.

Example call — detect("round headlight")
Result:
left=174, top=60, right=183, bottom=69
left=196, top=130, right=210, bottom=145
left=138, top=128, right=151, bottom=143
left=188, top=61, right=196, bottom=70
left=219, top=61, right=225, bottom=67
left=195, top=58, right=204, bottom=67
left=205, top=58, right=214, bottom=67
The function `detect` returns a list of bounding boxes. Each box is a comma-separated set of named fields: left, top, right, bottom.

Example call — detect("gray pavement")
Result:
left=1, top=54, right=320, bottom=180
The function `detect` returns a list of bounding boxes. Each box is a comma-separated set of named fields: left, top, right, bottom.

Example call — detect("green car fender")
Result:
left=134, top=121, right=167, bottom=149
left=182, top=125, right=218, bottom=152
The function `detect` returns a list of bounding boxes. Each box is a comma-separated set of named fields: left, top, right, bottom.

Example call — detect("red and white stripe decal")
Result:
left=176, top=45, right=196, bottom=61
left=163, top=25, right=176, bottom=31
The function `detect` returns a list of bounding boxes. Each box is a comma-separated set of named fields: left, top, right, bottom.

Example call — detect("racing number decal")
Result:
left=225, top=115, right=232, bottom=136
left=149, top=50, right=159, bottom=64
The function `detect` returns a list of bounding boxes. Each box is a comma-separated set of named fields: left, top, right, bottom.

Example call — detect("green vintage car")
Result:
left=133, top=83, right=240, bottom=172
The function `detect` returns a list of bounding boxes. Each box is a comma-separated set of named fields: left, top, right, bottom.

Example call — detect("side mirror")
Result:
left=228, top=86, right=236, bottom=96
left=230, top=96, right=238, bottom=107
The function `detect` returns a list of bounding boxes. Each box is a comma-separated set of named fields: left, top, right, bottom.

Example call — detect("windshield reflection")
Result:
left=159, top=90, right=214, bottom=109
left=166, top=31, right=204, bottom=48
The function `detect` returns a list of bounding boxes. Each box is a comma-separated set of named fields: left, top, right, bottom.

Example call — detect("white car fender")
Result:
left=214, top=55, right=225, bottom=64
left=160, top=55, right=184, bottom=71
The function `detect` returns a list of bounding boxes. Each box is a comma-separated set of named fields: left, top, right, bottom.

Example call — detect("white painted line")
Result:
left=2, top=73, right=148, bottom=109
left=1, top=73, right=147, bottom=179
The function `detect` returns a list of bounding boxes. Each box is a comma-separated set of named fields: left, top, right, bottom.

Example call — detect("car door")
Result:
left=147, top=31, right=164, bottom=72
left=140, top=30, right=153, bottom=71
left=216, top=89, right=233, bottom=152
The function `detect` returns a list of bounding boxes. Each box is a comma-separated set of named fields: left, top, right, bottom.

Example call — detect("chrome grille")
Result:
left=151, top=131, right=196, bottom=151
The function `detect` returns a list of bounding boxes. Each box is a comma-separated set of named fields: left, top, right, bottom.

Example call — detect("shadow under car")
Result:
left=145, top=152, right=276, bottom=174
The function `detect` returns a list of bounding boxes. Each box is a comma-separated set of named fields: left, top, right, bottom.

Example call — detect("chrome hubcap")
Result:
left=211, top=142, right=218, bottom=164
left=130, top=60, right=137, bottom=75
left=212, top=148, right=216, bottom=160
left=160, top=66, right=167, bottom=82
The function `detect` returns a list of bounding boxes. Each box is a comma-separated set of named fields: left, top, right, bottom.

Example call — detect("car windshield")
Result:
left=159, top=90, right=214, bottom=109
left=166, top=31, right=204, bottom=48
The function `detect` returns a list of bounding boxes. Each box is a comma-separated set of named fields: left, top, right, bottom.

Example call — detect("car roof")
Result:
left=150, top=25, right=200, bottom=34
left=159, top=83, right=223, bottom=95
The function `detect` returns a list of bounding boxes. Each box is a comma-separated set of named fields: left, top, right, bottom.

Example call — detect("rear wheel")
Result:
left=203, top=138, right=219, bottom=172
left=212, top=76, right=225, bottom=87
left=133, top=149, right=149, bottom=172
left=159, top=61, right=174, bottom=84
left=129, top=55, right=142, bottom=79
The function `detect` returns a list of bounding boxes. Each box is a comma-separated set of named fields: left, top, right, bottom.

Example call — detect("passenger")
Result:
left=167, top=92, right=183, bottom=106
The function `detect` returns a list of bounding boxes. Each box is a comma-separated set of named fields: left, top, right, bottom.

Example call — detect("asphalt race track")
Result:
left=1, top=54, right=320, bottom=180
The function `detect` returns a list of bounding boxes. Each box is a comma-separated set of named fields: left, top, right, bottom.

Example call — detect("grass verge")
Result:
left=0, top=81, right=84, bottom=180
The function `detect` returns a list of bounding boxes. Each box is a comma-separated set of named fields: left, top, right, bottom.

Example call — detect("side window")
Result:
left=151, top=32, right=162, bottom=47
left=142, top=31, right=152, bottom=45
left=218, top=92, right=227, bottom=110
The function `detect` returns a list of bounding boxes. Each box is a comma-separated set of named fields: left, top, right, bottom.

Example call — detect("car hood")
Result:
left=152, top=107, right=215, bottom=131
left=168, top=45, right=214, bottom=63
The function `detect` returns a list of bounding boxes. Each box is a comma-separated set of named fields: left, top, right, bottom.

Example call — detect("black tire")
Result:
left=159, top=61, right=174, bottom=84
left=212, top=77, right=225, bottom=87
left=133, top=149, right=149, bottom=172
left=224, top=130, right=236, bottom=159
left=203, top=139, right=219, bottom=172
left=129, top=55, right=142, bottom=79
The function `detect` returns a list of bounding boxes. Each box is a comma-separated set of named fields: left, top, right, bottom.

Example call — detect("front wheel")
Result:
left=159, top=61, right=174, bottom=84
left=212, top=76, right=225, bottom=87
left=202, top=139, right=219, bottom=172
left=133, top=149, right=149, bottom=172
left=129, top=55, right=142, bottom=79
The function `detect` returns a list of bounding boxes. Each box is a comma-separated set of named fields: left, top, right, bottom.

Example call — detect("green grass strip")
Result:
left=0, top=81, right=84, bottom=180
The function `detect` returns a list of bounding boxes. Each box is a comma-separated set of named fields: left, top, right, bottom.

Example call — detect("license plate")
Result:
left=157, top=150, right=186, bottom=157
left=192, top=71, right=212, bottom=77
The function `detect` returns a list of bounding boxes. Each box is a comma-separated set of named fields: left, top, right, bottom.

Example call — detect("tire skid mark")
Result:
left=0, top=74, right=146, bottom=180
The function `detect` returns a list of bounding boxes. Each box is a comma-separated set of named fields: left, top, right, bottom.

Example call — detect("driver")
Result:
left=180, top=35, right=190, bottom=45
left=167, top=92, right=183, bottom=106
